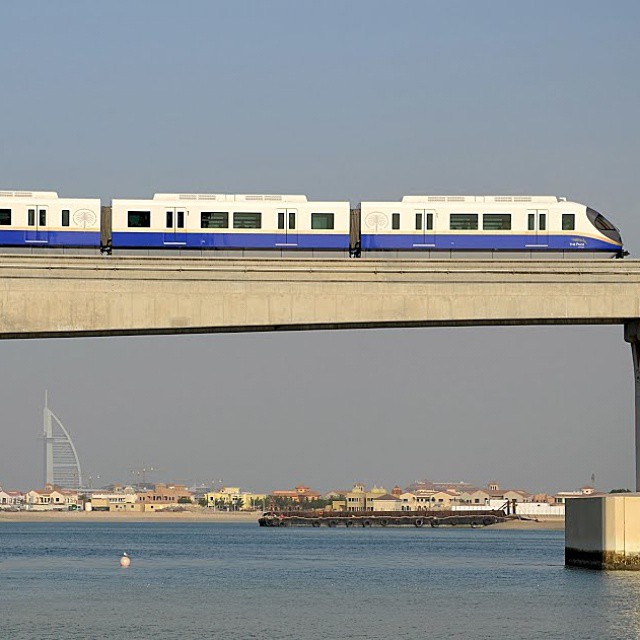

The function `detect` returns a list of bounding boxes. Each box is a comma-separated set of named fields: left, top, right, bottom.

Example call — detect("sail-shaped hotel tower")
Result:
left=43, top=392, right=83, bottom=490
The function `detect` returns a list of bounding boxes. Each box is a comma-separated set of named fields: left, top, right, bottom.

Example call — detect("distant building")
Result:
left=399, top=489, right=459, bottom=510
left=88, top=487, right=139, bottom=511
left=270, top=485, right=322, bottom=503
left=205, top=487, right=267, bottom=510
left=369, top=494, right=403, bottom=512
left=136, top=483, right=193, bottom=511
left=344, top=484, right=388, bottom=511
left=25, top=484, right=79, bottom=510
left=42, top=393, right=83, bottom=491
left=0, top=489, right=24, bottom=508
left=554, top=486, right=604, bottom=504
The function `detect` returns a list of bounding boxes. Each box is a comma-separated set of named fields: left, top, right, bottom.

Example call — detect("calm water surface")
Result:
left=1, top=522, right=640, bottom=639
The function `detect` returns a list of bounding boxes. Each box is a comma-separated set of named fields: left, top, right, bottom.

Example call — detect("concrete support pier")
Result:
left=564, top=323, right=640, bottom=570
left=566, top=494, right=640, bottom=570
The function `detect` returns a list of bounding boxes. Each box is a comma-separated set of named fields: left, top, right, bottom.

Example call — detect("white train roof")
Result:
left=153, top=193, right=308, bottom=202
left=401, top=195, right=566, bottom=203
left=0, top=190, right=59, bottom=199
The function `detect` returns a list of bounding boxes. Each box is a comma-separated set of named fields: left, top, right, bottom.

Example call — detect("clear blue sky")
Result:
left=0, top=1, right=639, bottom=493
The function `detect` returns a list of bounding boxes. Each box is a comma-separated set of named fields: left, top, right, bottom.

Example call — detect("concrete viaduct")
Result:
left=3, top=254, right=640, bottom=566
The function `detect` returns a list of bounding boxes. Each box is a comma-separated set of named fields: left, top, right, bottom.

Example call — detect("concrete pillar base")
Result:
left=566, top=494, right=640, bottom=570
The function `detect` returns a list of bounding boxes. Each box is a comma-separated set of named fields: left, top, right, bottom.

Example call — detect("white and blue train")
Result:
left=0, top=190, right=625, bottom=258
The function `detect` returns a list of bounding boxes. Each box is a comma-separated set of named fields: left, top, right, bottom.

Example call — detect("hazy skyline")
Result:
left=1, top=1, right=639, bottom=493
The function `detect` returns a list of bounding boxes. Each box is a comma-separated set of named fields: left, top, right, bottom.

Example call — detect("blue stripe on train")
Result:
left=111, top=232, right=350, bottom=249
left=0, top=229, right=100, bottom=247
left=360, top=233, right=621, bottom=251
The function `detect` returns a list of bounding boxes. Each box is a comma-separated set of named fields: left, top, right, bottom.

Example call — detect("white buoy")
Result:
left=120, top=552, right=131, bottom=568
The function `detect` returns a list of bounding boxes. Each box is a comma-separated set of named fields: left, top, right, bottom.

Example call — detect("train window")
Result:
left=278, top=212, right=284, bottom=229
left=62, top=209, right=70, bottom=227
left=166, top=211, right=173, bottom=228
left=28, top=209, right=35, bottom=226
left=201, top=212, right=228, bottom=228
left=483, top=214, right=511, bottom=230
left=128, top=211, right=151, bottom=227
left=311, top=213, right=334, bottom=230
left=450, top=213, right=478, bottom=230
left=39, top=209, right=46, bottom=226
left=0, top=209, right=11, bottom=225
left=392, top=213, right=400, bottom=230
left=562, top=213, right=575, bottom=231
left=233, top=212, right=262, bottom=229
left=415, top=213, right=422, bottom=230
left=528, top=213, right=535, bottom=230
left=426, top=212, right=434, bottom=230
left=539, top=213, right=547, bottom=231
left=289, top=212, right=296, bottom=230
left=177, top=211, right=185, bottom=229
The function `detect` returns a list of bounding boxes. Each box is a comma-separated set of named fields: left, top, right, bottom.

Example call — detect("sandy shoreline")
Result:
left=0, top=510, right=262, bottom=523
left=0, top=511, right=564, bottom=529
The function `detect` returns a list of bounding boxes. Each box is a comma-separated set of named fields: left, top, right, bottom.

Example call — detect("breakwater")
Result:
left=259, top=510, right=507, bottom=528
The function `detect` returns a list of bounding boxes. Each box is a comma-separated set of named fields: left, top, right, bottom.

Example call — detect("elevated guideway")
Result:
left=1, top=255, right=640, bottom=339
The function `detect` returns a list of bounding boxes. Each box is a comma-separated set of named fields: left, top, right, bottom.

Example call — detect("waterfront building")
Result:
left=270, top=485, right=322, bottom=503
left=25, top=484, right=79, bottom=510
left=399, top=490, right=459, bottom=510
left=88, top=487, right=139, bottom=511
left=553, top=485, right=604, bottom=504
left=136, top=483, right=193, bottom=510
left=344, top=484, right=388, bottom=511
left=0, top=489, right=24, bottom=508
left=369, top=493, right=403, bottom=512
left=42, top=393, right=83, bottom=490
left=205, top=487, right=267, bottom=511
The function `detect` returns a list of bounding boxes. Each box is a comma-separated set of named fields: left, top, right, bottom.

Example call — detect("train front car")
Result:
left=359, top=195, right=624, bottom=258
left=0, top=190, right=100, bottom=250
left=110, top=193, right=351, bottom=256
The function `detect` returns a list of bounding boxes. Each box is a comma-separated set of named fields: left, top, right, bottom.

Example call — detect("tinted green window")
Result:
left=39, top=209, right=46, bottom=226
left=176, top=211, right=185, bottom=228
left=483, top=214, right=511, bottom=230
left=128, top=211, right=151, bottom=228
left=278, top=212, right=285, bottom=229
left=539, top=213, right=546, bottom=231
left=0, top=208, right=11, bottom=225
left=392, top=213, right=400, bottom=230
left=289, top=212, right=296, bottom=229
left=62, top=209, right=70, bottom=227
left=415, top=213, right=422, bottom=230
left=201, top=212, right=228, bottom=228
left=562, top=213, right=575, bottom=231
left=311, top=212, right=334, bottom=230
left=450, top=213, right=478, bottom=230
left=233, top=212, right=262, bottom=229
left=28, top=209, right=35, bottom=226
left=426, top=212, right=434, bottom=230
left=528, top=213, right=535, bottom=230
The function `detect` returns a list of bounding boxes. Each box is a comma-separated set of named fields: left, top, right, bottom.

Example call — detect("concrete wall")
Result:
left=2, top=256, right=640, bottom=338
left=566, top=494, right=640, bottom=569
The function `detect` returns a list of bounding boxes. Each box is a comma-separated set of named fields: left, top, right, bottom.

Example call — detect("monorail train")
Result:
left=0, top=189, right=625, bottom=258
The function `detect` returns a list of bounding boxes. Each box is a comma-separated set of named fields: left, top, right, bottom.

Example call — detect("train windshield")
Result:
left=587, top=207, right=617, bottom=231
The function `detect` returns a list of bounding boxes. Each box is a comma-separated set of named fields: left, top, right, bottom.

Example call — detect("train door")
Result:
left=412, top=209, right=436, bottom=247
left=527, top=209, right=549, bottom=247
left=25, top=205, right=49, bottom=244
left=276, top=208, right=298, bottom=246
left=164, top=207, right=187, bottom=246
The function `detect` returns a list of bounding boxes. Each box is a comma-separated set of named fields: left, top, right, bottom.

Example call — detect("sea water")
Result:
left=1, top=522, right=639, bottom=639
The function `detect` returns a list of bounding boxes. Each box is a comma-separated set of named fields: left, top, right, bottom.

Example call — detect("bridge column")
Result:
left=564, top=321, right=640, bottom=569
left=624, top=320, right=640, bottom=491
